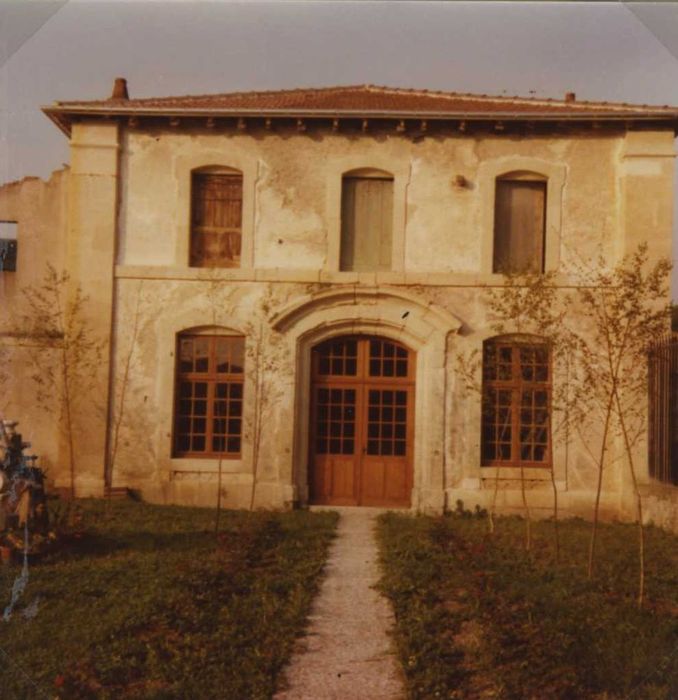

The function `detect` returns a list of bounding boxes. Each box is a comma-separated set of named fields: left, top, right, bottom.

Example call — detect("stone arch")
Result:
left=271, top=286, right=463, bottom=511
left=191, top=164, right=242, bottom=175
left=484, top=331, right=549, bottom=345
left=496, top=169, right=547, bottom=181
left=271, top=285, right=462, bottom=337
left=176, top=322, right=245, bottom=336
left=343, top=166, right=393, bottom=178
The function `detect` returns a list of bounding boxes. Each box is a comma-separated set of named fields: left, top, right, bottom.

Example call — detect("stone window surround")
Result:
left=173, top=332, right=245, bottom=458
left=156, top=318, right=251, bottom=475
left=325, top=156, right=410, bottom=272
left=174, top=152, right=257, bottom=269
left=454, top=328, right=568, bottom=491
left=478, top=157, right=567, bottom=276
left=479, top=333, right=552, bottom=468
left=189, top=167, right=244, bottom=268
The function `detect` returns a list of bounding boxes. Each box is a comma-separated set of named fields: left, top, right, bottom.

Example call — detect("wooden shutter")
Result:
left=340, top=177, right=393, bottom=271
left=190, top=173, right=243, bottom=267
left=493, top=180, right=546, bottom=274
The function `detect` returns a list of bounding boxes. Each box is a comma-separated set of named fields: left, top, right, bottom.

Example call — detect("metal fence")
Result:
left=648, top=333, right=678, bottom=486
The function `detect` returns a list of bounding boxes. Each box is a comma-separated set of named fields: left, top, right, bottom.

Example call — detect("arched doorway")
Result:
left=308, top=335, right=415, bottom=507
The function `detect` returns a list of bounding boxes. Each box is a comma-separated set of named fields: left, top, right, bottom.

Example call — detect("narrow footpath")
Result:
left=275, top=507, right=405, bottom=700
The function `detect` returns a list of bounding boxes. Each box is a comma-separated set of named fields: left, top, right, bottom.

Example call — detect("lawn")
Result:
left=378, top=509, right=678, bottom=700
left=0, top=499, right=338, bottom=699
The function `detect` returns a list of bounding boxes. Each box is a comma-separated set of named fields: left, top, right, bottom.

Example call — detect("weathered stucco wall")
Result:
left=106, top=274, right=649, bottom=522
left=1, top=121, right=676, bottom=527
left=0, top=169, right=69, bottom=308
left=0, top=169, right=70, bottom=480
left=108, top=278, right=301, bottom=508
left=117, top=128, right=626, bottom=274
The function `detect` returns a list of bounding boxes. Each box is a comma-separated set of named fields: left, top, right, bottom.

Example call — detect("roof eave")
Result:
left=42, top=108, right=73, bottom=136
left=42, top=104, right=678, bottom=137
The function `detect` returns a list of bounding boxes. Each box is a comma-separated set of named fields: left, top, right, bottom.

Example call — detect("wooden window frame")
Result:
left=190, top=168, right=243, bottom=268
left=492, top=172, right=547, bottom=275
left=173, top=334, right=245, bottom=459
left=310, top=337, right=415, bottom=458
left=311, top=336, right=416, bottom=384
left=481, top=337, right=552, bottom=468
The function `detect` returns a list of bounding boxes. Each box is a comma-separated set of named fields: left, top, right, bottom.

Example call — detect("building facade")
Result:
left=1, top=82, right=677, bottom=527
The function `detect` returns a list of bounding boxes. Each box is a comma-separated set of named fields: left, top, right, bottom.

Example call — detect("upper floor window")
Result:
left=174, top=333, right=244, bottom=457
left=190, top=168, right=242, bottom=268
left=340, top=168, right=394, bottom=272
left=493, top=172, right=547, bottom=274
left=481, top=336, right=551, bottom=468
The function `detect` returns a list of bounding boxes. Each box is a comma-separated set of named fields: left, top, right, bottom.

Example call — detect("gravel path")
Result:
left=275, top=507, right=405, bottom=700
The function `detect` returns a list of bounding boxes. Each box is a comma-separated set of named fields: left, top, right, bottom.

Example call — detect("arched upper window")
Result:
left=174, top=331, right=245, bottom=457
left=493, top=171, right=547, bottom=274
left=340, top=168, right=394, bottom=272
left=190, top=166, right=243, bottom=268
left=481, top=335, right=551, bottom=467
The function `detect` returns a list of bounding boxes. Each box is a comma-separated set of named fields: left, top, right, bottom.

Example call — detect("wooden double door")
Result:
left=309, top=336, right=415, bottom=507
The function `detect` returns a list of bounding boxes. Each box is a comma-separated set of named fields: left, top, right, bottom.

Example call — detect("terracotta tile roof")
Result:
left=49, top=84, right=678, bottom=114
left=43, top=84, right=678, bottom=134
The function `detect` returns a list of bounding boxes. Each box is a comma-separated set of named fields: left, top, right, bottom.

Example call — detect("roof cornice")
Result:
left=41, top=83, right=678, bottom=137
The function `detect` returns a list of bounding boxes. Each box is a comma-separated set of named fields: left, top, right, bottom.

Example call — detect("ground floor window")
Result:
left=173, top=334, right=244, bottom=457
left=481, top=336, right=551, bottom=467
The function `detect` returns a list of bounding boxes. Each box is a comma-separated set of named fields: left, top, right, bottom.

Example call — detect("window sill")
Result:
left=170, top=457, right=243, bottom=474
left=480, top=466, right=552, bottom=480
left=639, top=481, right=678, bottom=497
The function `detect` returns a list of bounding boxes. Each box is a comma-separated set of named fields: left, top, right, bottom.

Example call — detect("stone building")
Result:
left=1, top=81, right=676, bottom=527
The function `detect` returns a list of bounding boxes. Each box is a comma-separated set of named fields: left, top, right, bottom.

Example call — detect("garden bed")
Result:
left=0, top=499, right=337, bottom=699
left=377, top=511, right=678, bottom=699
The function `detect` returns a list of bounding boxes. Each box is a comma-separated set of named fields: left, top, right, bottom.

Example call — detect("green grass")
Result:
left=377, top=511, right=678, bottom=700
left=0, top=499, right=338, bottom=699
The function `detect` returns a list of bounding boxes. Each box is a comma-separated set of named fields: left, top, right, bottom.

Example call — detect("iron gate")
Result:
left=648, top=333, right=678, bottom=485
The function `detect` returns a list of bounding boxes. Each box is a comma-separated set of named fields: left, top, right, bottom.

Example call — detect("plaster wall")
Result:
left=1, top=123, right=676, bottom=526
left=109, top=125, right=675, bottom=520
left=107, top=277, right=302, bottom=509
left=0, top=169, right=69, bottom=311
left=106, top=274, right=637, bottom=521
left=0, top=169, right=69, bottom=481
left=117, top=129, right=627, bottom=276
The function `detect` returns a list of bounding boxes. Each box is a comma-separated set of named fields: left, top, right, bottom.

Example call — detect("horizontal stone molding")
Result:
left=114, top=264, right=601, bottom=289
